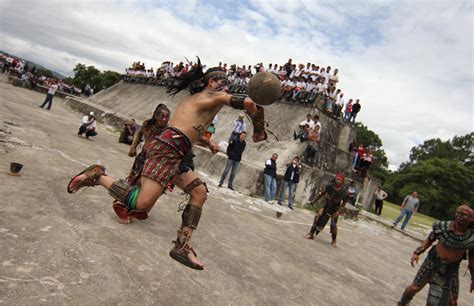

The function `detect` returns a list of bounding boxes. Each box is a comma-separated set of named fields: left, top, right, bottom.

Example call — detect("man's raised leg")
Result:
left=67, top=165, right=164, bottom=222
left=170, top=170, right=207, bottom=270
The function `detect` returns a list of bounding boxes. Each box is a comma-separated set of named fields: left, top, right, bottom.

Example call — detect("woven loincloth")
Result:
left=141, top=127, right=192, bottom=187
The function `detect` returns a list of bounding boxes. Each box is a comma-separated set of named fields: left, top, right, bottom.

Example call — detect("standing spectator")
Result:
left=78, top=112, right=98, bottom=140
left=349, top=138, right=358, bottom=169
left=294, top=113, right=314, bottom=142
left=218, top=132, right=247, bottom=190
left=119, top=119, right=137, bottom=145
left=39, top=81, right=58, bottom=110
left=392, top=191, right=420, bottom=230
left=354, top=144, right=365, bottom=170
left=284, top=58, right=293, bottom=76
left=346, top=180, right=358, bottom=206
left=203, top=115, right=218, bottom=143
left=349, top=99, right=361, bottom=124
left=333, top=92, right=344, bottom=119
left=374, top=186, right=388, bottom=215
left=277, top=156, right=301, bottom=209
left=264, top=153, right=278, bottom=202
left=229, top=113, right=246, bottom=142
left=343, top=99, right=353, bottom=122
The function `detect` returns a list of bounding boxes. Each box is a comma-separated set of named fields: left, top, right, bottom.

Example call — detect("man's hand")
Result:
left=249, top=106, right=267, bottom=143
left=128, top=147, right=137, bottom=157
left=210, top=143, right=219, bottom=154
left=410, top=253, right=419, bottom=267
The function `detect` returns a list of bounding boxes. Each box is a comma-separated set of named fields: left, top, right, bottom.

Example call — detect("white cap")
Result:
left=89, top=112, right=95, bottom=116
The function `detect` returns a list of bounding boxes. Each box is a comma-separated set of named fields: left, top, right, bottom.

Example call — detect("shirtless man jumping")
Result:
left=67, top=58, right=268, bottom=270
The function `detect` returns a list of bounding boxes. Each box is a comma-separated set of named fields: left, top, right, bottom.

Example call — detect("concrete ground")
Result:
left=0, top=81, right=471, bottom=305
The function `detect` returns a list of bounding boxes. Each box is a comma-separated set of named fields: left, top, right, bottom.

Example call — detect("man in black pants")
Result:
left=218, top=132, right=247, bottom=190
left=373, top=186, right=388, bottom=215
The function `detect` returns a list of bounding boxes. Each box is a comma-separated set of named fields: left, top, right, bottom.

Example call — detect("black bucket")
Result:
left=10, top=162, right=23, bottom=174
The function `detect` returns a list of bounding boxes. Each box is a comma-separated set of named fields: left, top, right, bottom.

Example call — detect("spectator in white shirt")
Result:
left=39, top=81, right=58, bottom=110
left=78, top=112, right=98, bottom=140
left=294, top=114, right=314, bottom=142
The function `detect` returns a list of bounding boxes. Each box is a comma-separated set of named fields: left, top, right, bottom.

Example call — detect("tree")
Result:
left=385, top=158, right=474, bottom=219
left=408, top=132, right=473, bottom=165
left=353, top=122, right=389, bottom=182
left=36, top=68, right=53, bottom=78
left=71, top=63, right=120, bottom=93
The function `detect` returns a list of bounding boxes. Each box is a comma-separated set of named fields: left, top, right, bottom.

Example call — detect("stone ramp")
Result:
left=1, top=82, right=472, bottom=305
left=87, top=81, right=355, bottom=171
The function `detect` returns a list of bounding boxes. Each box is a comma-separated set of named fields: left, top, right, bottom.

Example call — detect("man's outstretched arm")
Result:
left=410, top=231, right=436, bottom=267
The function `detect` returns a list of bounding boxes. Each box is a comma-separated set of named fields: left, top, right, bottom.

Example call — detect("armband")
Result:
left=230, top=94, right=245, bottom=110
left=413, top=247, right=425, bottom=256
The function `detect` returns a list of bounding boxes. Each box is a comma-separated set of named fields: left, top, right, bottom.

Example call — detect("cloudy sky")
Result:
left=1, top=0, right=472, bottom=168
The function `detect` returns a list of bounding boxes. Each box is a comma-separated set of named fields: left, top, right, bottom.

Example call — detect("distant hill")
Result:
left=0, top=50, right=67, bottom=79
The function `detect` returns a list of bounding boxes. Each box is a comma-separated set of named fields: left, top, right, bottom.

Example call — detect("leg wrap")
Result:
left=183, top=178, right=208, bottom=194
left=181, top=204, right=202, bottom=229
left=330, top=224, right=337, bottom=241
left=108, top=179, right=140, bottom=210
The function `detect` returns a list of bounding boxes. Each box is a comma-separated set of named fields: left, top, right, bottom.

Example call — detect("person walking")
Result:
left=277, top=156, right=301, bottom=209
left=218, top=131, right=246, bottom=190
left=374, top=186, right=388, bottom=215
left=392, top=191, right=419, bottom=230
left=263, top=153, right=278, bottom=202
left=39, top=81, right=58, bottom=110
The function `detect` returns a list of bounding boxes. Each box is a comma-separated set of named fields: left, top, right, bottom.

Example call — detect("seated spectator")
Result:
left=325, top=87, right=337, bottom=113
left=78, top=112, right=97, bottom=140
left=346, top=180, right=358, bottom=206
left=281, top=76, right=296, bottom=100
left=119, top=119, right=137, bottom=145
left=294, top=114, right=314, bottom=142
left=291, top=77, right=306, bottom=102
left=304, top=124, right=321, bottom=167
left=312, top=114, right=322, bottom=133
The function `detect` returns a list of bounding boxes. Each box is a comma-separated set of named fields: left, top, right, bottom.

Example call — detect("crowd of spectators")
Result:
left=0, top=52, right=83, bottom=96
left=122, top=58, right=362, bottom=125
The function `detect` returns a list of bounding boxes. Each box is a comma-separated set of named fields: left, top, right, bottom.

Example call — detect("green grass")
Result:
left=378, top=201, right=438, bottom=230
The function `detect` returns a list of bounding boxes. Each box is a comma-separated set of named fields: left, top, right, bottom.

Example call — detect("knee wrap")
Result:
left=183, top=178, right=209, bottom=194
left=230, top=94, right=245, bottom=110
left=181, top=204, right=202, bottom=229
left=108, top=179, right=140, bottom=210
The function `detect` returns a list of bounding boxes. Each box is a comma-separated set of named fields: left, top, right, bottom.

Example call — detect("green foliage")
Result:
left=70, top=63, right=121, bottom=93
left=353, top=122, right=389, bottom=182
left=385, top=132, right=474, bottom=220
left=409, top=133, right=473, bottom=166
